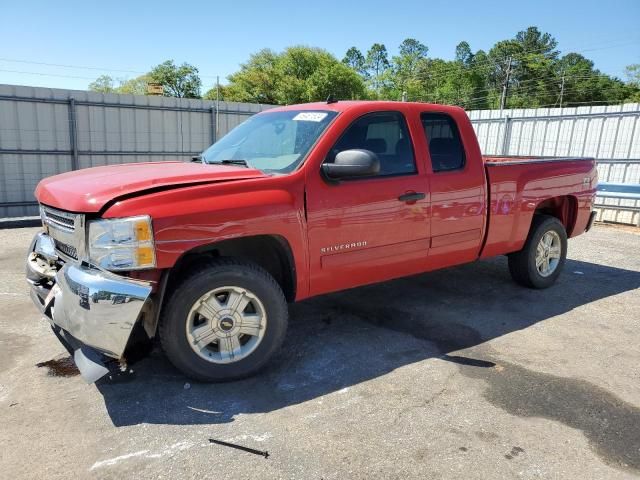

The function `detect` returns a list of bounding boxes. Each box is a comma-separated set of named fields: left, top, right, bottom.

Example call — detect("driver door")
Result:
left=305, top=110, right=431, bottom=296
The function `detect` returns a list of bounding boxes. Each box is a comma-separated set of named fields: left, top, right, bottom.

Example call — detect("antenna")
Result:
left=326, top=95, right=338, bottom=104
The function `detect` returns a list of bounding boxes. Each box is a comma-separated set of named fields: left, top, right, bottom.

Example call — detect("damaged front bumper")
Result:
left=27, top=232, right=153, bottom=383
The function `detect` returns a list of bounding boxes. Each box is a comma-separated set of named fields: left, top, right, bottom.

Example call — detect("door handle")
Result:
left=398, top=192, right=426, bottom=203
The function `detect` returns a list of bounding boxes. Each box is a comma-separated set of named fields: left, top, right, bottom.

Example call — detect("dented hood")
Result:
left=35, top=161, right=267, bottom=212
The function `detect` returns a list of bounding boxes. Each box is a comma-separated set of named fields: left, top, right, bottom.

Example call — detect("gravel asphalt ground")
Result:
left=0, top=224, right=639, bottom=479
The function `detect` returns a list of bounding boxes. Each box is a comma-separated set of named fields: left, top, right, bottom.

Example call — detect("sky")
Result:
left=1, top=0, right=639, bottom=93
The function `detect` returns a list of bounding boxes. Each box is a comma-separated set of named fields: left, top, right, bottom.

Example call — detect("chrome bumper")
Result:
left=27, top=232, right=153, bottom=381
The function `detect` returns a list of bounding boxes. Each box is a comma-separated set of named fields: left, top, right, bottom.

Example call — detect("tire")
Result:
left=159, top=258, right=288, bottom=382
left=508, top=215, right=568, bottom=289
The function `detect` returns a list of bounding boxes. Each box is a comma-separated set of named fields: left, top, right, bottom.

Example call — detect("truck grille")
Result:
left=54, top=239, right=78, bottom=260
left=40, top=205, right=83, bottom=260
left=41, top=206, right=76, bottom=233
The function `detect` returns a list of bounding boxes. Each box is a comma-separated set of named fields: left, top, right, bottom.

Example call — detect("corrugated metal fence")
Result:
left=0, top=84, right=272, bottom=218
left=468, top=104, right=640, bottom=225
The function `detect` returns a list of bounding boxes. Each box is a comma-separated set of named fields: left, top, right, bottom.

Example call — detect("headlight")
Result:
left=88, top=215, right=156, bottom=270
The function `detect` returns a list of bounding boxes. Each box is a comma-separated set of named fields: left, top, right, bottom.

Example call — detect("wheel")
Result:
left=159, top=258, right=288, bottom=382
left=508, top=215, right=567, bottom=289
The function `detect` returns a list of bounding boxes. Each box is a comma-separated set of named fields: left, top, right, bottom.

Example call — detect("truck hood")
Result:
left=35, top=161, right=268, bottom=212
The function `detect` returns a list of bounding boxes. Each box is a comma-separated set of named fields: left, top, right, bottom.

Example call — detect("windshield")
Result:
left=201, top=110, right=337, bottom=173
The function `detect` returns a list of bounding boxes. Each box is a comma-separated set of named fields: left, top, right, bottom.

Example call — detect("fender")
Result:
left=102, top=173, right=310, bottom=299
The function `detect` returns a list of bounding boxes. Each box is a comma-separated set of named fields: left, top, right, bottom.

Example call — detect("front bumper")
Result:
left=27, top=232, right=153, bottom=382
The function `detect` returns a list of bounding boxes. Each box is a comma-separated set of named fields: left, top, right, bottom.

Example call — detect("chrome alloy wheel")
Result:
left=186, top=286, right=267, bottom=364
left=535, top=230, right=562, bottom=277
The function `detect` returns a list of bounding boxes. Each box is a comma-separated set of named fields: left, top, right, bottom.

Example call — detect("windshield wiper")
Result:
left=209, top=159, right=250, bottom=167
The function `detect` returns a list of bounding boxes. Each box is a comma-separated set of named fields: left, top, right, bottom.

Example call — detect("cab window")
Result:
left=421, top=113, right=465, bottom=172
left=328, top=111, right=416, bottom=176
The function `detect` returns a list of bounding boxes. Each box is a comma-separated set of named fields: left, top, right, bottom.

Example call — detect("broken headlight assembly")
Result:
left=87, top=215, right=156, bottom=271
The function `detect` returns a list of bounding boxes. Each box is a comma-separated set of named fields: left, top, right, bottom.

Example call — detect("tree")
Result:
left=223, top=49, right=281, bottom=104
left=117, top=75, right=151, bottom=96
left=482, top=27, right=562, bottom=108
left=224, top=46, right=365, bottom=104
left=89, top=63, right=200, bottom=98
left=90, top=29, right=636, bottom=109
left=148, top=60, right=202, bottom=98
left=395, top=38, right=428, bottom=80
left=399, top=38, right=429, bottom=62
left=342, top=47, right=367, bottom=77
left=203, top=84, right=228, bottom=101
left=365, top=43, right=390, bottom=91
left=624, top=64, right=640, bottom=102
left=516, top=26, right=558, bottom=57
left=89, top=74, right=151, bottom=96
left=380, top=38, right=429, bottom=100
left=455, top=41, right=473, bottom=66
left=88, top=75, right=116, bottom=93
left=625, top=64, right=640, bottom=87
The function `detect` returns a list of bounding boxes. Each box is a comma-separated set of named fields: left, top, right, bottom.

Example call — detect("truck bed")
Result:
left=480, top=155, right=597, bottom=258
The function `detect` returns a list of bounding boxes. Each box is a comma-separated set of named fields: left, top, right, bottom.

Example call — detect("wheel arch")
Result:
left=533, top=195, right=578, bottom=236
left=167, top=234, right=297, bottom=303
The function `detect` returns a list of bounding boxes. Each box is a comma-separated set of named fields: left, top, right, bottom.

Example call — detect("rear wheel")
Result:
left=508, top=215, right=567, bottom=289
left=159, top=258, right=288, bottom=382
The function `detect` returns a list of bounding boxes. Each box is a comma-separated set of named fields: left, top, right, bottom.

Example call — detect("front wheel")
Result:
left=159, top=258, right=288, bottom=382
left=508, top=215, right=568, bottom=289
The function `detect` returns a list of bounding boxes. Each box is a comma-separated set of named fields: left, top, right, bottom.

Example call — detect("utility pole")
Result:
left=499, top=56, right=512, bottom=116
left=215, top=75, right=220, bottom=138
left=559, top=72, right=565, bottom=109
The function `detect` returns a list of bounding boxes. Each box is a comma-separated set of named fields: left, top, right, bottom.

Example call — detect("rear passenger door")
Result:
left=420, top=112, right=486, bottom=269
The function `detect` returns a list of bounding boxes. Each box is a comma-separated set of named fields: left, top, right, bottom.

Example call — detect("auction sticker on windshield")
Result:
left=293, top=112, right=328, bottom=122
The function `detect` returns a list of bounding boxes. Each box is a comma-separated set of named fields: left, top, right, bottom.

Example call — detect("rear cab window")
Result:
left=421, top=113, right=466, bottom=172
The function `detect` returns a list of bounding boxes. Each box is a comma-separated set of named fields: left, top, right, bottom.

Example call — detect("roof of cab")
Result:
left=267, top=100, right=465, bottom=115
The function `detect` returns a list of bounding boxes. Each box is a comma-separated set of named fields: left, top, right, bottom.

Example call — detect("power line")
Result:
left=0, top=58, right=222, bottom=79
left=393, top=39, right=640, bottom=92
left=499, top=56, right=512, bottom=114
left=464, top=85, right=629, bottom=109
left=0, top=58, right=144, bottom=74
left=0, top=68, right=97, bottom=81
left=420, top=79, right=633, bottom=110
left=1, top=37, right=638, bottom=87
left=418, top=71, right=632, bottom=108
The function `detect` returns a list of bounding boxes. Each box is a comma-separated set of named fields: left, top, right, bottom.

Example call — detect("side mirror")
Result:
left=321, top=149, right=380, bottom=180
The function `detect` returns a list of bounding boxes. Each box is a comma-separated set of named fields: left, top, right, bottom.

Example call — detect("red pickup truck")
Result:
left=26, top=100, right=597, bottom=383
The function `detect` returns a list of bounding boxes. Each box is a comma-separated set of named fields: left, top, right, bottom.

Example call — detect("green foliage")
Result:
left=365, top=43, right=390, bottom=91
left=455, top=42, right=473, bottom=66
left=342, top=47, right=367, bottom=77
left=626, top=64, right=640, bottom=87
left=148, top=60, right=201, bottom=98
left=342, top=27, right=640, bottom=109
left=88, top=29, right=639, bottom=109
left=88, top=74, right=150, bottom=96
left=88, top=75, right=116, bottom=93
left=625, top=64, right=640, bottom=102
left=222, top=46, right=366, bottom=104
left=383, top=38, right=429, bottom=100
left=117, top=75, right=151, bottom=96
left=203, top=84, right=227, bottom=101
left=88, top=61, right=201, bottom=98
